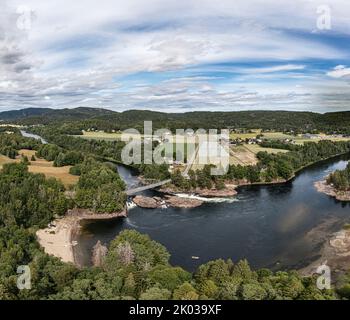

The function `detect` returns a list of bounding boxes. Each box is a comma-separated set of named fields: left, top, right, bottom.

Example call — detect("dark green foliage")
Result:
left=327, top=163, right=350, bottom=191
left=74, top=158, right=126, bottom=213
left=0, top=163, right=68, bottom=228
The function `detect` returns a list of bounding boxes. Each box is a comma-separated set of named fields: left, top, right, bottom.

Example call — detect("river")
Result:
left=77, top=154, right=350, bottom=272
left=20, top=130, right=48, bottom=144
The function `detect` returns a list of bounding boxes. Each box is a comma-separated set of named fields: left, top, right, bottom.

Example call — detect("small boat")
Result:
left=191, top=256, right=200, bottom=260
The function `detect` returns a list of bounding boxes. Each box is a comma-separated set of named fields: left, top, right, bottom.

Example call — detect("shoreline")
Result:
left=36, top=208, right=126, bottom=267
left=314, top=180, right=350, bottom=202
left=158, top=152, right=350, bottom=197
left=300, top=225, right=350, bottom=279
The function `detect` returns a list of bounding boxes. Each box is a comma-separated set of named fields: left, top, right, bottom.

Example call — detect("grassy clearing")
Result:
left=293, top=137, right=350, bottom=145
left=0, top=150, right=79, bottom=187
left=19, top=150, right=79, bottom=187
left=78, top=131, right=122, bottom=141
left=230, top=129, right=261, bottom=139
left=0, top=155, right=16, bottom=168
left=229, top=145, right=258, bottom=166
left=243, top=144, right=289, bottom=154
left=261, top=132, right=350, bottom=145
left=261, top=132, right=295, bottom=140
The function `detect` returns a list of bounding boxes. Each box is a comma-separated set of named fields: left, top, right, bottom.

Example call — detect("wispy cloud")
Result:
left=327, top=65, right=350, bottom=78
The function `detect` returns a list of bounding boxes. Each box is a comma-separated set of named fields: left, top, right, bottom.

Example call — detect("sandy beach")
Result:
left=36, top=208, right=127, bottom=266
left=36, top=216, right=79, bottom=264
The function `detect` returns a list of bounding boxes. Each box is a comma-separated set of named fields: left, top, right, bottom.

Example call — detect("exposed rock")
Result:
left=132, top=195, right=203, bottom=209
left=194, top=186, right=237, bottom=197
left=164, top=195, right=203, bottom=208
left=67, top=208, right=127, bottom=219
left=159, top=185, right=237, bottom=198
left=315, top=180, right=350, bottom=201
left=133, top=195, right=159, bottom=209
left=91, top=240, right=108, bottom=267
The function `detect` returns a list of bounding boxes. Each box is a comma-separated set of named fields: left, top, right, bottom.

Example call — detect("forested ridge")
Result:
left=2, top=107, right=350, bottom=134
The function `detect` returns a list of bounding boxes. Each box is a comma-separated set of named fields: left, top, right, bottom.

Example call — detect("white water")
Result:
left=174, top=193, right=238, bottom=203
left=126, top=200, right=137, bottom=210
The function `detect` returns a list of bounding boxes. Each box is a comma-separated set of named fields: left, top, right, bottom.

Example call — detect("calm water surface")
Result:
left=79, top=155, right=350, bottom=271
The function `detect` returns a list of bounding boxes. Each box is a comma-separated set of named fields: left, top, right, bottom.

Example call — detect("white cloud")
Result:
left=327, top=65, right=350, bottom=78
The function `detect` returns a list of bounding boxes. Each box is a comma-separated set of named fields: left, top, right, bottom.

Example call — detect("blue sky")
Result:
left=1, top=0, right=350, bottom=113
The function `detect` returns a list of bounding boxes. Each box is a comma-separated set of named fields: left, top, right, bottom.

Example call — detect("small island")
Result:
left=315, top=163, right=350, bottom=201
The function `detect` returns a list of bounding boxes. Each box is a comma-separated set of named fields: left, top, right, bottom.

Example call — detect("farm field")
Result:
left=243, top=144, right=289, bottom=154
left=78, top=131, right=122, bottom=141
left=190, top=143, right=289, bottom=170
left=0, top=149, right=78, bottom=187
left=230, top=129, right=261, bottom=139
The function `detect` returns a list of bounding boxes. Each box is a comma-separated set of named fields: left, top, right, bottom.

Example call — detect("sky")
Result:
left=1, top=0, right=350, bottom=113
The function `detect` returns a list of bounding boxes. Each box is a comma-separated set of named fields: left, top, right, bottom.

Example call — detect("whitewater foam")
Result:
left=174, top=193, right=238, bottom=203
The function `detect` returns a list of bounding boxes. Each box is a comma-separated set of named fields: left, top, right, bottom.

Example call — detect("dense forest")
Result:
left=327, top=163, right=350, bottom=191
left=2, top=107, right=350, bottom=134
left=0, top=162, right=348, bottom=300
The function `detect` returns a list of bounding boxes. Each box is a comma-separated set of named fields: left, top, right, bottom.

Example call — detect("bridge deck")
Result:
left=126, top=179, right=172, bottom=196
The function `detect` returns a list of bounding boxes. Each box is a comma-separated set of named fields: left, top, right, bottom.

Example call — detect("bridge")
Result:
left=126, top=179, right=172, bottom=196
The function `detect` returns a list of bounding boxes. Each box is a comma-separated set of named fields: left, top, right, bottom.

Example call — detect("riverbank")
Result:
left=315, top=180, right=350, bottom=201
left=156, top=152, right=350, bottom=200
left=36, top=208, right=126, bottom=267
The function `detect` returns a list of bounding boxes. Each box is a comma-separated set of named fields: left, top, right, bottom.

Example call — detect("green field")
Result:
left=78, top=131, right=123, bottom=141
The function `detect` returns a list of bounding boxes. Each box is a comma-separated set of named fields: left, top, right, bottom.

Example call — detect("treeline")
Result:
left=327, top=163, right=350, bottom=191
left=171, top=141, right=350, bottom=190
left=30, top=126, right=125, bottom=163
left=36, top=144, right=83, bottom=167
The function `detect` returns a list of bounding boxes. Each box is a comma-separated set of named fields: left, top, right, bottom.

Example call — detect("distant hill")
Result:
left=0, top=107, right=350, bottom=134
left=0, top=107, right=116, bottom=124
left=0, top=108, right=52, bottom=121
